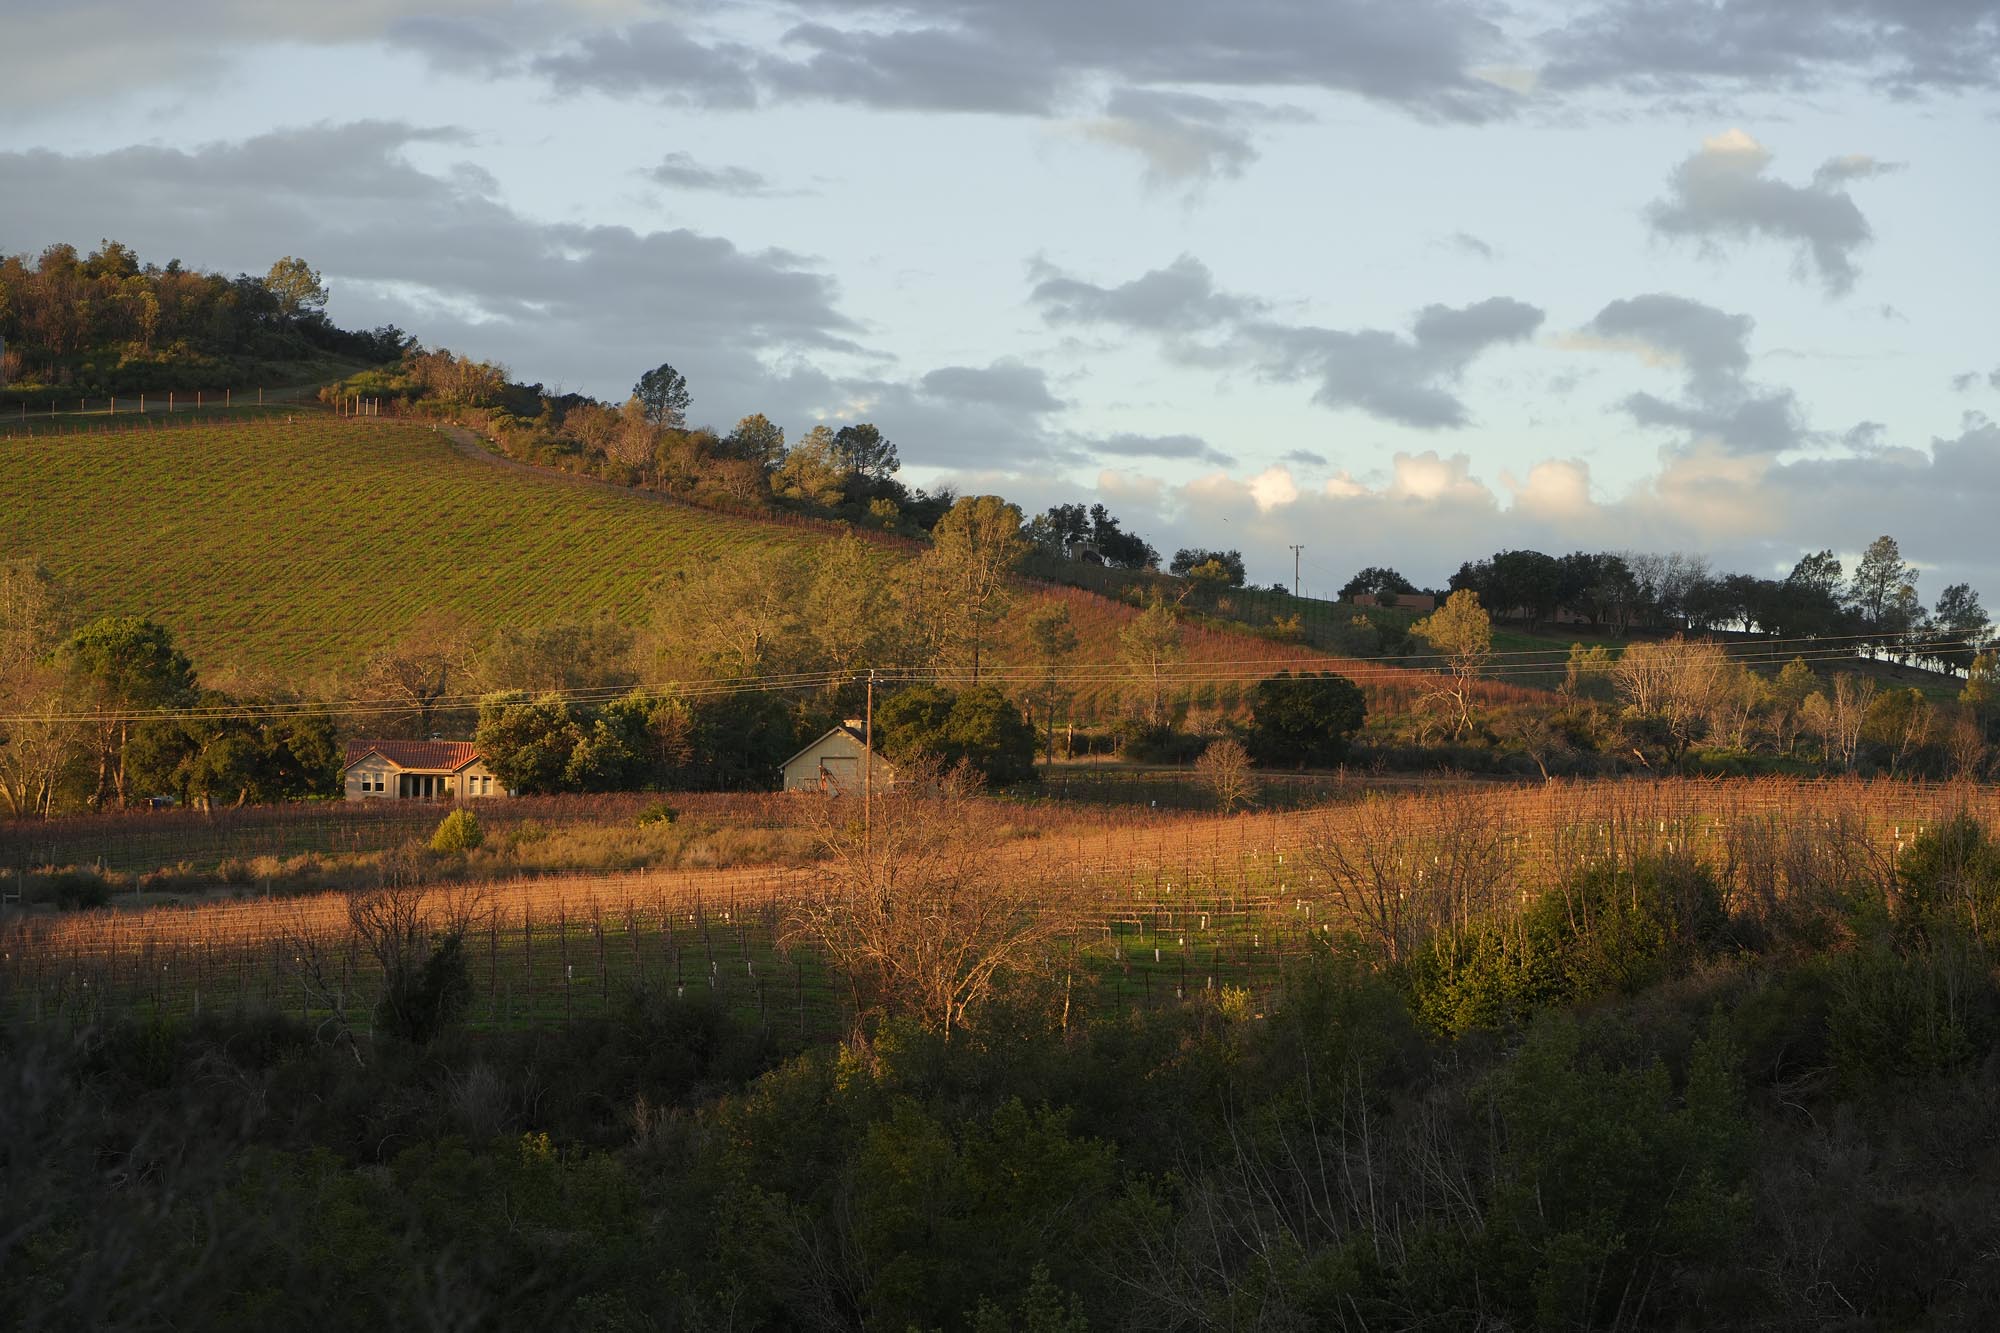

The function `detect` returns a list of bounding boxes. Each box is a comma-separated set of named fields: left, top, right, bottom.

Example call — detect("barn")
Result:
left=779, top=722, right=896, bottom=794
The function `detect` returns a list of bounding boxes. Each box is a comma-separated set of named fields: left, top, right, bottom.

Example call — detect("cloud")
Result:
left=643, top=152, right=778, bottom=196
left=1580, top=292, right=1751, bottom=394
left=1093, top=432, right=1238, bottom=467
left=16, top=0, right=1997, bottom=133
left=1242, top=297, right=1545, bottom=428
left=1538, top=0, right=2000, bottom=98
left=764, top=20, right=1061, bottom=114
left=1645, top=130, right=1897, bottom=295
left=1280, top=448, right=1329, bottom=467
left=1577, top=292, right=1802, bottom=453
left=0, top=1, right=613, bottom=109
left=1033, top=255, right=1540, bottom=428
left=1076, top=90, right=1293, bottom=185
left=1504, top=458, right=1596, bottom=519
left=1094, top=420, right=2000, bottom=595
left=1030, top=254, right=1264, bottom=333
left=918, top=361, right=1065, bottom=413
left=749, top=0, right=1519, bottom=123
left=1442, top=230, right=1496, bottom=259
left=529, top=20, right=759, bottom=108
left=1952, top=371, right=1982, bottom=392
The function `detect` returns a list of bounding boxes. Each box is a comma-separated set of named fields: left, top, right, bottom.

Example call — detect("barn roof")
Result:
left=778, top=724, right=876, bottom=772
left=343, top=740, right=484, bottom=773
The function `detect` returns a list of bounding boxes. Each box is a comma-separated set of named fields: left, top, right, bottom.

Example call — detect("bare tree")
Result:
left=1494, top=708, right=1572, bottom=781
left=347, top=866, right=486, bottom=1044
left=1612, top=636, right=1736, bottom=763
left=1305, top=791, right=1510, bottom=964
left=1194, top=738, right=1257, bottom=813
left=1824, top=673, right=1877, bottom=772
left=363, top=615, right=474, bottom=738
left=277, top=908, right=367, bottom=1066
left=1944, top=709, right=1989, bottom=780
left=0, top=663, right=87, bottom=817
left=783, top=786, right=1070, bottom=1040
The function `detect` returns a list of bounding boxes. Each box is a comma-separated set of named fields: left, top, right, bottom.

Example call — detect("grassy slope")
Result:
left=0, top=417, right=808, bottom=678
left=0, top=418, right=1276, bottom=698
left=0, top=414, right=1528, bottom=718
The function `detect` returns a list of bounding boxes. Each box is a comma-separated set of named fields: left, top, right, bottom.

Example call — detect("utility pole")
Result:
left=1288, top=544, right=1303, bottom=598
left=863, top=668, right=876, bottom=860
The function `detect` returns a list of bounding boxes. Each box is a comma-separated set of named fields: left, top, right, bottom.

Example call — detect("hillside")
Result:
left=0, top=417, right=809, bottom=676
left=2, top=415, right=1445, bottom=719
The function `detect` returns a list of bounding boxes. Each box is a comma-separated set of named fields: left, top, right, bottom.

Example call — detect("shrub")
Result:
left=1112, top=718, right=1203, bottom=764
left=1894, top=812, right=2000, bottom=946
left=1476, top=1015, right=1751, bottom=1328
left=430, top=808, right=484, bottom=854
left=44, top=868, right=111, bottom=911
left=1402, top=856, right=1729, bottom=1036
left=138, top=861, right=206, bottom=896
left=636, top=800, right=678, bottom=827
left=375, top=931, right=473, bottom=1045
left=1825, top=936, right=1999, bottom=1092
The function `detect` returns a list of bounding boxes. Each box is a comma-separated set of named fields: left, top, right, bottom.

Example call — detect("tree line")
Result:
left=0, top=240, right=411, bottom=400
left=1347, top=537, right=1992, bottom=674
left=1403, top=587, right=1999, bottom=779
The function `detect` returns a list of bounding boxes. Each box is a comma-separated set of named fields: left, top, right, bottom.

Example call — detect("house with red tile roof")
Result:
left=341, top=740, right=506, bottom=802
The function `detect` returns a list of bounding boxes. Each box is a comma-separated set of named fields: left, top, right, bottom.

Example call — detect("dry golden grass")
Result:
left=9, top=777, right=1991, bottom=967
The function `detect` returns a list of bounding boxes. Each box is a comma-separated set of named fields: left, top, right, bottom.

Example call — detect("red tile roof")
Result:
left=343, top=740, right=484, bottom=772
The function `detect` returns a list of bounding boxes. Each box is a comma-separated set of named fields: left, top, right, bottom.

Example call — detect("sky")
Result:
left=3, top=0, right=1997, bottom=597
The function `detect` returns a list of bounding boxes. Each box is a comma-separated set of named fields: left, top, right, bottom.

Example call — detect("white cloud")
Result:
left=1247, top=466, right=1300, bottom=511
left=1504, top=458, right=1595, bottom=519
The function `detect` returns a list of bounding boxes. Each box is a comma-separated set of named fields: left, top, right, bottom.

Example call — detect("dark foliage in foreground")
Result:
left=9, top=819, right=2000, bottom=1328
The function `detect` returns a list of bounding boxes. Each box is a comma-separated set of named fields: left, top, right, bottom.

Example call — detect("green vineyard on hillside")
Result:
left=0, top=419, right=808, bottom=675
left=0, top=415, right=1505, bottom=727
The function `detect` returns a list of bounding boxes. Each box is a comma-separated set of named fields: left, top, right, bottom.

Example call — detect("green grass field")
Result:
left=0, top=417, right=809, bottom=677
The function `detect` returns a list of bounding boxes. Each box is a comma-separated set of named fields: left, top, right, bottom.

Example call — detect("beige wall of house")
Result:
left=781, top=729, right=894, bottom=794
left=343, top=757, right=504, bottom=801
